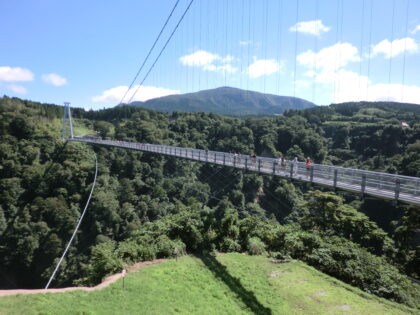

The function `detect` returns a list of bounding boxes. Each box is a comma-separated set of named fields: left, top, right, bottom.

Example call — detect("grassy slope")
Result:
left=0, top=254, right=416, bottom=315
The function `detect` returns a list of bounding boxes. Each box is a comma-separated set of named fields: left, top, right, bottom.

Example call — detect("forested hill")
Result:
left=128, top=86, right=315, bottom=116
left=0, top=96, right=419, bottom=310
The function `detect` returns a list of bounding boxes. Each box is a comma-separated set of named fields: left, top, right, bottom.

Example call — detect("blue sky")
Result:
left=1, top=0, right=420, bottom=109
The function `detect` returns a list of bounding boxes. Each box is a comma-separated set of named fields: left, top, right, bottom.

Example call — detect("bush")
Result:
left=219, top=237, right=241, bottom=252
left=247, top=237, right=266, bottom=255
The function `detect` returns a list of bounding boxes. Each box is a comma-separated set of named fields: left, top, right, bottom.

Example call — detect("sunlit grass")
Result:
left=0, top=254, right=416, bottom=315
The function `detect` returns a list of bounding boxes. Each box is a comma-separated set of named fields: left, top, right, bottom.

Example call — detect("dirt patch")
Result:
left=0, top=258, right=167, bottom=297
left=314, top=291, right=327, bottom=295
left=340, top=304, right=351, bottom=310
left=269, top=270, right=290, bottom=278
left=298, top=280, right=308, bottom=284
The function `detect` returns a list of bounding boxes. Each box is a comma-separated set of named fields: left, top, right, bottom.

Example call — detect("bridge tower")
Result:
left=61, top=102, right=74, bottom=141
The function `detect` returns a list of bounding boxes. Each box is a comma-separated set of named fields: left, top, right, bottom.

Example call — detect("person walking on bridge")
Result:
left=292, top=157, right=298, bottom=177
left=305, top=157, right=313, bottom=178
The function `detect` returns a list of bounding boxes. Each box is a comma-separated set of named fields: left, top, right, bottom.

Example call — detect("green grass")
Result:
left=0, top=254, right=417, bottom=315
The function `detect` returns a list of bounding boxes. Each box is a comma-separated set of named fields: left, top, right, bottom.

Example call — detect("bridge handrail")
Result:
left=69, top=137, right=420, bottom=204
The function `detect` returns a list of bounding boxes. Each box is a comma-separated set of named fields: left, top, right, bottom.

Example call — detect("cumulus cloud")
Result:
left=6, top=85, right=27, bottom=94
left=371, top=37, right=419, bottom=59
left=42, top=73, right=67, bottom=86
left=289, top=20, right=330, bottom=36
left=298, top=42, right=360, bottom=72
left=180, top=50, right=219, bottom=66
left=179, top=50, right=238, bottom=73
left=331, top=70, right=420, bottom=104
left=247, top=58, right=282, bottom=78
left=410, top=25, right=420, bottom=34
left=0, top=66, right=34, bottom=82
left=92, top=85, right=180, bottom=104
left=296, top=42, right=420, bottom=104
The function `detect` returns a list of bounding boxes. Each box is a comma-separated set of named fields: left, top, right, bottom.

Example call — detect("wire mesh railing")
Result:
left=69, top=137, right=420, bottom=205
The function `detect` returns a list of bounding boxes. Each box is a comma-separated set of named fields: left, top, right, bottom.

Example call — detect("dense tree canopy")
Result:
left=0, top=96, right=419, bottom=309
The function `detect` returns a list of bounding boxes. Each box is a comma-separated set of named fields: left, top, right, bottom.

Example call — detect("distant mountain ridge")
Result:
left=128, top=86, right=315, bottom=116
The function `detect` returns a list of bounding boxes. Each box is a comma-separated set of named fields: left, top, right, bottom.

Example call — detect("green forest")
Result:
left=0, top=96, right=419, bottom=309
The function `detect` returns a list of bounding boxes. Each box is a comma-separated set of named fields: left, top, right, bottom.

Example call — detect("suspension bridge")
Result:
left=62, top=0, right=420, bottom=204
left=68, top=134, right=420, bottom=206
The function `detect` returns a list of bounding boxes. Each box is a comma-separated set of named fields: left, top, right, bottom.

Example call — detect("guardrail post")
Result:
left=258, top=159, right=261, bottom=172
left=395, top=179, right=401, bottom=201
left=333, top=169, right=338, bottom=189
left=234, top=155, right=236, bottom=167
left=272, top=160, right=276, bottom=174
left=223, top=154, right=226, bottom=165
left=214, top=153, right=217, bottom=163
left=361, top=173, right=366, bottom=198
left=290, top=163, right=293, bottom=178
left=310, top=166, right=314, bottom=183
left=199, top=150, right=201, bottom=161
left=245, top=158, right=248, bottom=170
left=206, top=150, right=209, bottom=162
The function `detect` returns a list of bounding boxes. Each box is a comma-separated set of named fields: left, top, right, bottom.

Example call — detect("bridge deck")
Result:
left=69, top=137, right=420, bottom=206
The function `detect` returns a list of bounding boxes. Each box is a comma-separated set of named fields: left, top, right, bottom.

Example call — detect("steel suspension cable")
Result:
left=312, top=0, right=319, bottom=103
left=118, top=0, right=181, bottom=105
left=401, top=0, right=410, bottom=102
left=366, top=0, right=373, bottom=100
left=358, top=0, right=365, bottom=101
left=45, top=152, right=98, bottom=289
left=387, top=0, right=396, bottom=101
left=293, top=0, right=299, bottom=97
left=128, top=0, right=195, bottom=104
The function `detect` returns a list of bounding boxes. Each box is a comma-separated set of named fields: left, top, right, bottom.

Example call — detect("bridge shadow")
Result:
left=198, top=254, right=272, bottom=315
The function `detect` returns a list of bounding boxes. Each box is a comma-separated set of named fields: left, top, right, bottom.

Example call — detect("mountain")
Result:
left=128, top=86, right=316, bottom=116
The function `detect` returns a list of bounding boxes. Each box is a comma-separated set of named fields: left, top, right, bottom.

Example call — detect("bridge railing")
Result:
left=69, top=137, right=420, bottom=204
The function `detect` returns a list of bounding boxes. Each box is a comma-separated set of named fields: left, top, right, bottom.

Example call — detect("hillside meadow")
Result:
left=0, top=254, right=416, bottom=315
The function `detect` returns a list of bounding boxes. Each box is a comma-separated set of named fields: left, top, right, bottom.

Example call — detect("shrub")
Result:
left=247, top=237, right=266, bottom=255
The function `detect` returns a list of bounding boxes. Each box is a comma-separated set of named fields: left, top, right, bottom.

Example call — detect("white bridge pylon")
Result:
left=61, top=102, right=74, bottom=141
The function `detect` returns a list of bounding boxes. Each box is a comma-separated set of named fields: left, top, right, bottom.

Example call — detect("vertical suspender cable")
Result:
left=247, top=0, right=251, bottom=92
left=263, top=0, right=269, bottom=93
left=401, top=0, right=410, bottom=102
left=224, top=0, right=229, bottom=86
left=312, top=0, right=319, bottom=103
left=337, top=0, right=344, bottom=102
left=45, top=152, right=98, bottom=289
left=293, top=0, right=299, bottom=97
left=366, top=0, right=373, bottom=100
left=240, top=0, right=245, bottom=89
left=276, top=0, right=283, bottom=95
left=192, top=1, right=196, bottom=92
left=333, top=0, right=340, bottom=103
left=358, top=0, right=365, bottom=101
left=388, top=0, right=396, bottom=101
left=199, top=0, right=202, bottom=91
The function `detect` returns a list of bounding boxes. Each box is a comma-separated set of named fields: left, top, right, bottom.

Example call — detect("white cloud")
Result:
left=298, top=42, right=360, bottom=72
left=179, top=50, right=219, bottom=66
left=179, top=50, right=238, bottom=73
left=333, top=71, right=420, bottom=104
left=371, top=38, right=419, bottom=59
left=92, top=85, right=180, bottom=104
left=247, top=58, right=282, bottom=78
left=289, top=20, right=330, bottom=36
left=239, top=40, right=252, bottom=46
left=0, top=66, right=34, bottom=82
left=42, top=73, right=67, bottom=86
left=203, top=64, right=237, bottom=73
left=6, top=85, right=27, bottom=94
left=410, top=25, right=420, bottom=34
left=298, top=42, right=420, bottom=104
